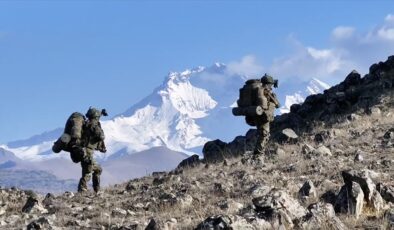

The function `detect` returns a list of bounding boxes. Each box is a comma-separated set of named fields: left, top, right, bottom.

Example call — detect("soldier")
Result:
left=78, top=107, right=107, bottom=193
left=253, top=74, right=280, bottom=155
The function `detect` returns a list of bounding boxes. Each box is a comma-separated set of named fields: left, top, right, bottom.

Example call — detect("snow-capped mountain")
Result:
left=1, top=64, right=329, bottom=163
left=279, top=78, right=330, bottom=114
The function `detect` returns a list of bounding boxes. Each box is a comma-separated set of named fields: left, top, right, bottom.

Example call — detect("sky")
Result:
left=0, top=0, right=394, bottom=144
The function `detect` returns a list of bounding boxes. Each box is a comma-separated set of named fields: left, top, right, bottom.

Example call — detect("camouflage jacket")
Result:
left=83, top=118, right=105, bottom=151
left=261, top=88, right=280, bottom=122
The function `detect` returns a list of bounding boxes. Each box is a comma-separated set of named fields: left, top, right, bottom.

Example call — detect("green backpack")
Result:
left=52, top=112, right=86, bottom=163
left=232, top=79, right=268, bottom=126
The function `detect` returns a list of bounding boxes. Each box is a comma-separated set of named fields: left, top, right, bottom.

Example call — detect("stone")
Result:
left=195, top=215, right=232, bottom=230
left=314, top=131, right=331, bottom=143
left=126, top=182, right=138, bottom=191
left=64, top=191, right=74, bottom=198
left=383, top=129, right=394, bottom=139
left=0, top=205, right=6, bottom=216
left=42, top=193, right=55, bottom=207
left=164, top=218, right=177, bottom=230
left=252, top=189, right=307, bottom=228
left=280, top=128, right=299, bottom=142
left=217, top=200, right=244, bottom=213
left=22, top=196, right=48, bottom=214
left=177, top=194, right=193, bottom=208
left=145, top=218, right=159, bottom=230
left=249, top=184, right=271, bottom=198
left=354, top=153, right=363, bottom=162
left=347, top=113, right=361, bottom=121
left=202, top=139, right=228, bottom=163
left=341, top=170, right=376, bottom=202
left=301, top=144, right=315, bottom=155
left=299, top=180, right=317, bottom=200
left=314, top=145, right=332, bottom=156
left=27, top=216, right=53, bottom=230
left=177, top=154, right=200, bottom=169
left=385, top=209, right=394, bottom=228
left=370, top=189, right=384, bottom=215
left=302, top=202, right=347, bottom=230
left=335, top=182, right=364, bottom=219
left=112, top=208, right=127, bottom=217
left=377, top=183, right=394, bottom=203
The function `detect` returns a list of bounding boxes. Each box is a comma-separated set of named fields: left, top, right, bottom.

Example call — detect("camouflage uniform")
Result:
left=78, top=108, right=107, bottom=193
left=254, top=75, right=280, bottom=155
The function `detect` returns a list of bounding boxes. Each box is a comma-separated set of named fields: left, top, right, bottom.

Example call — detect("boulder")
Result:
left=370, top=190, right=384, bottom=215
left=177, top=154, right=200, bottom=169
left=341, top=170, right=376, bottom=202
left=22, top=196, right=48, bottom=214
left=299, top=180, right=317, bottom=200
left=354, top=153, right=363, bottom=162
left=279, top=128, right=299, bottom=143
left=145, top=219, right=159, bottom=230
left=384, top=209, right=394, bottom=228
left=27, top=216, right=54, bottom=230
left=314, top=131, right=331, bottom=143
left=301, top=202, right=347, bottom=230
left=335, top=182, right=364, bottom=219
left=252, top=189, right=307, bottom=228
left=203, top=139, right=228, bottom=163
left=195, top=215, right=232, bottom=230
left=164, top=218, right=177, bottom=230
left=249, top=184, right=271, bottom=198
left=377, top=183, right=394, bottom=203
left=301, top=144, right=315, bottom=155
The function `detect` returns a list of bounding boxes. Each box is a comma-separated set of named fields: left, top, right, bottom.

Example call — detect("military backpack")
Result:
left=232, top=79, right=269, bottom=126
left=52, top=112, right=86, bottom=163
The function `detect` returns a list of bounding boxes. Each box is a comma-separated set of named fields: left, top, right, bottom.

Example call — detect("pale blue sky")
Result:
left=0, top=0, right=393, bottom=143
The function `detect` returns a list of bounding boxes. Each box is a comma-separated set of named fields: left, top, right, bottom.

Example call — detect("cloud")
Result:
left=332, top=26, right=355, bottom=40
left=385, top=14, right=394, bottom=23
left=267, top=14, right=394, bottom=84
left=226, top=55, right=264, bottom=78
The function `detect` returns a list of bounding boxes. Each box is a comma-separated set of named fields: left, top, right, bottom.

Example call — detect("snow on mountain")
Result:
left=279, top=78, right=330, bottom=114
left=1, top=64, right=330, bottom=163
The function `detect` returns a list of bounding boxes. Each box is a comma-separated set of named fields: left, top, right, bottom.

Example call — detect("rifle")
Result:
left=98, top=140, right=107, bottom=153
left=264, top=90, right=280, bottom=108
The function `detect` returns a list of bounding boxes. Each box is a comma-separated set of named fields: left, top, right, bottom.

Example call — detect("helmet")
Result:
left=85, top=107, right=102, bottom=119
left=261, top=74, right=275, bottom=84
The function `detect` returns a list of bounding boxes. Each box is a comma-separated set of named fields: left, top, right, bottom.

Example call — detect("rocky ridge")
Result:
left=0, top=57, right=393, bottom=229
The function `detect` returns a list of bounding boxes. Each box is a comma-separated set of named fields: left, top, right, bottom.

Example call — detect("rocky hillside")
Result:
left=0, top=57, right=393, bottom=229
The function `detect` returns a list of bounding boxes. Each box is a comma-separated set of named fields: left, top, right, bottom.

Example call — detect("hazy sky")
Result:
left=0, top=1, right=393, bottom=143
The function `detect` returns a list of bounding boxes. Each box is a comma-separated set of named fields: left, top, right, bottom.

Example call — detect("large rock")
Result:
left=203, top=139, right=228, bottom=163
left=299, top=180, right=317, bottom=200
left=279, top=128, right=298, bottom=143
left=385, top=209, right=394, bottom=228
left=195, top=215, right=232, bottom=230
left=22, top=196, right=48, bottom=214
left=145, top=218, right=159, bottom=230
left=341, top=170, right=376, bottom=202
left=177, top=154, right=200, bottom=169
left=302, top=202, right=347, bottom=230
left=377, top=183, right=394, bottom=203
left=335, top=182, right=364, bottom=219
left=252, top=189, right=307, bottom=228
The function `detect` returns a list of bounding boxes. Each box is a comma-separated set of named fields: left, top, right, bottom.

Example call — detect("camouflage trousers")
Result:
left=78, top=148, right=102, bottom=193
left=254, top=121, right=270, bottom=155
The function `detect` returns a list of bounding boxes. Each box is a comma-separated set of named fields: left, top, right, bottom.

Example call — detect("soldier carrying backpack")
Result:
left=52, top=107, right=108, bottom=193
left=233, top=73, right=280, bottom=154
